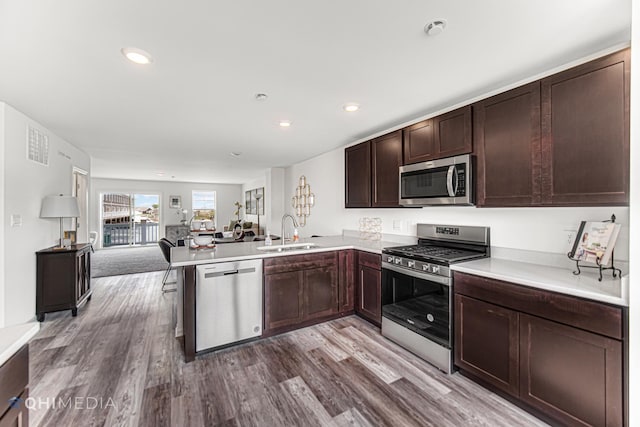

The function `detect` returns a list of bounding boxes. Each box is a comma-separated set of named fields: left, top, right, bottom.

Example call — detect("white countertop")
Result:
left=451, top=257, right=628, bottom=307
left=171, top=235, right=407, bottom=267
left=0, top=322, right=40, bottom=366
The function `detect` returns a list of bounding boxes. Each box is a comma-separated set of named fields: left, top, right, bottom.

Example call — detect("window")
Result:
left=192, top=191, right=216, bottom=224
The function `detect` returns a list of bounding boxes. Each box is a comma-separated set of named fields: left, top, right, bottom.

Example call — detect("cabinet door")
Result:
left=357, top=265, right=381, bottom=326
left=434, top=105, right=472, bottom=158
left=519, top=314, right=622, bottom=427
left=454, top=294, right=519, bottom=397
left=304, top=265, right=338, bottom=320
left=474, top=82, right=541, bottom=207
left=38, top=253, right=75, bottom=310
left=345, top=141, right=371, bottom=207
left=403, top=119, right=435, bottom=164
left=264, top=271, right=304, bottom=331
left=371, top=131, right=403, bottom=207
left=338, top=250, right=355, bottom=312
left=541, top=49, right=629, bottom=206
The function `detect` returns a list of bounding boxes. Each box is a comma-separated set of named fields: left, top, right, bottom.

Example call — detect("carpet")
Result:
left=91, top=245, right=168, bottom=278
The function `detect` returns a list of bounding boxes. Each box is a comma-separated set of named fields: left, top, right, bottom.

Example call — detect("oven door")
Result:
left=381, top=264, right=451, bottom=348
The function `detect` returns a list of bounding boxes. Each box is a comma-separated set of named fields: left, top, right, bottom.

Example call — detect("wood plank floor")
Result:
left=29, top=272, right=548, bottom=426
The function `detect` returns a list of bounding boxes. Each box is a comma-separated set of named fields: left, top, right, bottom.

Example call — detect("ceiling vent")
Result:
left=27, top=125, right=49, bottom=166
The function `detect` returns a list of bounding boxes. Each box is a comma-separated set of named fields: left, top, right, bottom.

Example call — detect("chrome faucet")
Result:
left=281, top=214, right=298, bottom=245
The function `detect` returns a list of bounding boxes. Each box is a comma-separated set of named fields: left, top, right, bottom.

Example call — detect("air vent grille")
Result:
left=27, top=125, right=49, bottom=166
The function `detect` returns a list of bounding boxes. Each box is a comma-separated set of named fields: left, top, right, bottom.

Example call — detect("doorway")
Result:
left=72, top=168, right=89, bottom=243
left=100, top=193, right=160, bottom=247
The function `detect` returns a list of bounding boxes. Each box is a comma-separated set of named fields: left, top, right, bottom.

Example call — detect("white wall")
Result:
left=284, top=147, right=630, bottom=259
left=1, top=102, right=91, bottom=326
left=628, top=2, right=638, bottom=424
left=267, top=168, right=286, bottom=235
left=0, top=103, right=5, bottom=328
left=90, top=178, right=242, bottom=247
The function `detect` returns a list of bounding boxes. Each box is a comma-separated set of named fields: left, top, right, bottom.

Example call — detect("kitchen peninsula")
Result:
left=171, top=236, right=416, bottom=361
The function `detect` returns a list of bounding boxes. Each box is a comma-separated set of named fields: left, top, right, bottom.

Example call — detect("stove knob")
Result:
left=431, top=265, right=440, bottom=273
left=407, top=261, right=415, bottom=268
left=422, top=264, right=430, bottom=272
left=386, top=255, right=394, bottom=263
left=394, top=257, right=402, bottom=265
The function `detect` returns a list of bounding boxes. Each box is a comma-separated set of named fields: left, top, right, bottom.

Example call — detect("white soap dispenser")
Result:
left=265, top=230, right=272, bottom=246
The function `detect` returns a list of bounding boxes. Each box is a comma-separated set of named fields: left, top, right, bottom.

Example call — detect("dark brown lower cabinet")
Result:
left=519, top=314, right=622, bottom=427
left=355, top=251, right=381, bottom=326
left=264, top=270, right=304, bottom=331
left=263, top=251, right=340, bottom=335
left=454, top=272, right=625, bottom=427
left=0, top=345, right=28, bottom=427
left=304, top=266, right=338, bottom=320
left=454, top=294, right=519, bottom=397
left=338, top=250, right=355, bottom=313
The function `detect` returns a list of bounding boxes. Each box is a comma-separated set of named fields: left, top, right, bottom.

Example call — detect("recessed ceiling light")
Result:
left=424, top=20, right=447, bottom=36
left=121, top=47, right=154, bottom=64
left=156, top=172, right=165, bottom=176
left=344, top=103, right=360, bottom=112
left=230, top=152, right=242, bottom=158
left=279, top=120, right=291, bottom=127
left=255, top=93, right=268, bottom=101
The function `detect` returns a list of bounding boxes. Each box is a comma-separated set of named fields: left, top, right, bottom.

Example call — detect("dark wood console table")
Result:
left=36, top=243, right=92, bottom=321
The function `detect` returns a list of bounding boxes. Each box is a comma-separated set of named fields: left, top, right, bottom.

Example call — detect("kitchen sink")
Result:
left=256, top=242, right=319, bottom=252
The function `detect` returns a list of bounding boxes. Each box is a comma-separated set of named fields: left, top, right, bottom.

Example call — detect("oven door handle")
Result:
left=382, top=263, right=451, bottom=286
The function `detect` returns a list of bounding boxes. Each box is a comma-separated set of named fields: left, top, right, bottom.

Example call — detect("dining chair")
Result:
left=158, top=238, right=177, bottom=293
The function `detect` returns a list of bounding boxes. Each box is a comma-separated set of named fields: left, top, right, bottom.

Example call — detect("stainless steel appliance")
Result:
left=399, top=154, right=473, bottom=206
left=195, top=259, right=263, bottom=352
left=381, top=223, right=490, bottom=373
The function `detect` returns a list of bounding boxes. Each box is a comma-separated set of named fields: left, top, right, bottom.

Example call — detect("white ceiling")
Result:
left=0, top=0, right=631, bottom=184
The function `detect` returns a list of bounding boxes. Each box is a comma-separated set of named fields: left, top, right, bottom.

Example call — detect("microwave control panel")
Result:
left=455, top=165, right=466, bottom=196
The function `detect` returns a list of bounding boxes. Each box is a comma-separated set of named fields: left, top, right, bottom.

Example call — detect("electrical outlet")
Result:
left=393, top=220, right=402, bottom=231
left=10, top=214, right=22, bottom=227
left=564, top=229, right=577, bottom=244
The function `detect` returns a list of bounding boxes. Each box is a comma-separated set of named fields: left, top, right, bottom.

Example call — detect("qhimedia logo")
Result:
left=8, top=397, right=22, bottom=409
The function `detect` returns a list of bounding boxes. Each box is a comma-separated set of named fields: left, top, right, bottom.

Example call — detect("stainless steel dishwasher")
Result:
left=195, top=259, right=263, bottom=352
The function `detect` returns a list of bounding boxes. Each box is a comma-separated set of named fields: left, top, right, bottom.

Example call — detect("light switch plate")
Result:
left=11, top=214, right=22, bottom=227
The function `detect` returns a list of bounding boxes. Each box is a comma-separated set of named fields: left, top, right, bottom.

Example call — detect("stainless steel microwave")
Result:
left=399, top=154, right=473, bottom=206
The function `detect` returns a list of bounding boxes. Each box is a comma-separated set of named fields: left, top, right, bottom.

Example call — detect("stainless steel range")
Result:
left=381, top=223, right=490, bottom=373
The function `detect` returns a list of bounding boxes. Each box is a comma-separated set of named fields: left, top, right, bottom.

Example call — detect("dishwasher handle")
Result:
left=204, top=267, right=256, bottom=279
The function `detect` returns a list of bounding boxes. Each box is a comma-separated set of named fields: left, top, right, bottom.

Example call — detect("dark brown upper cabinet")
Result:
left=474, top=82, right=542, bottom=207
left=371, top=130, right=403, bottom=207
left=403, top=119, right=434, bottom=164
left=541, top=49, right=630, bottom=206
left=345, top=130, right=403, bottom=208
left=403, top=105, right=472, bottom=165
left=475, top=48, right=629, bottom=207
left=345, top=141, right=371, bottom=208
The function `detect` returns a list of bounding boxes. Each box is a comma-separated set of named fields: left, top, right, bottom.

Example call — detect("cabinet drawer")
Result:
left=357, top=251, right=381, bottom=270
left=454, top=272, right=622, bottom=339
left=263, top=251, right=337, bottom=274
left=0, top=345, right=28, bottom=418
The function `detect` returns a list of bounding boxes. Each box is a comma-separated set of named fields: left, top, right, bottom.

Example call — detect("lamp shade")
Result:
left=40, top=195, right=80, bottom=218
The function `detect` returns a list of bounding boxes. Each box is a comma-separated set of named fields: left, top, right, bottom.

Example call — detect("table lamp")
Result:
left=40, top=194, right=80, bottom=249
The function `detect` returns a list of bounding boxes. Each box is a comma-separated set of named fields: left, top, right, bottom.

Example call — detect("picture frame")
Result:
left=244, top=187, right=265, bottom=215
left=245, top=191, right=253, bottom=215
left=169, top=195, right=181, bottom=209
